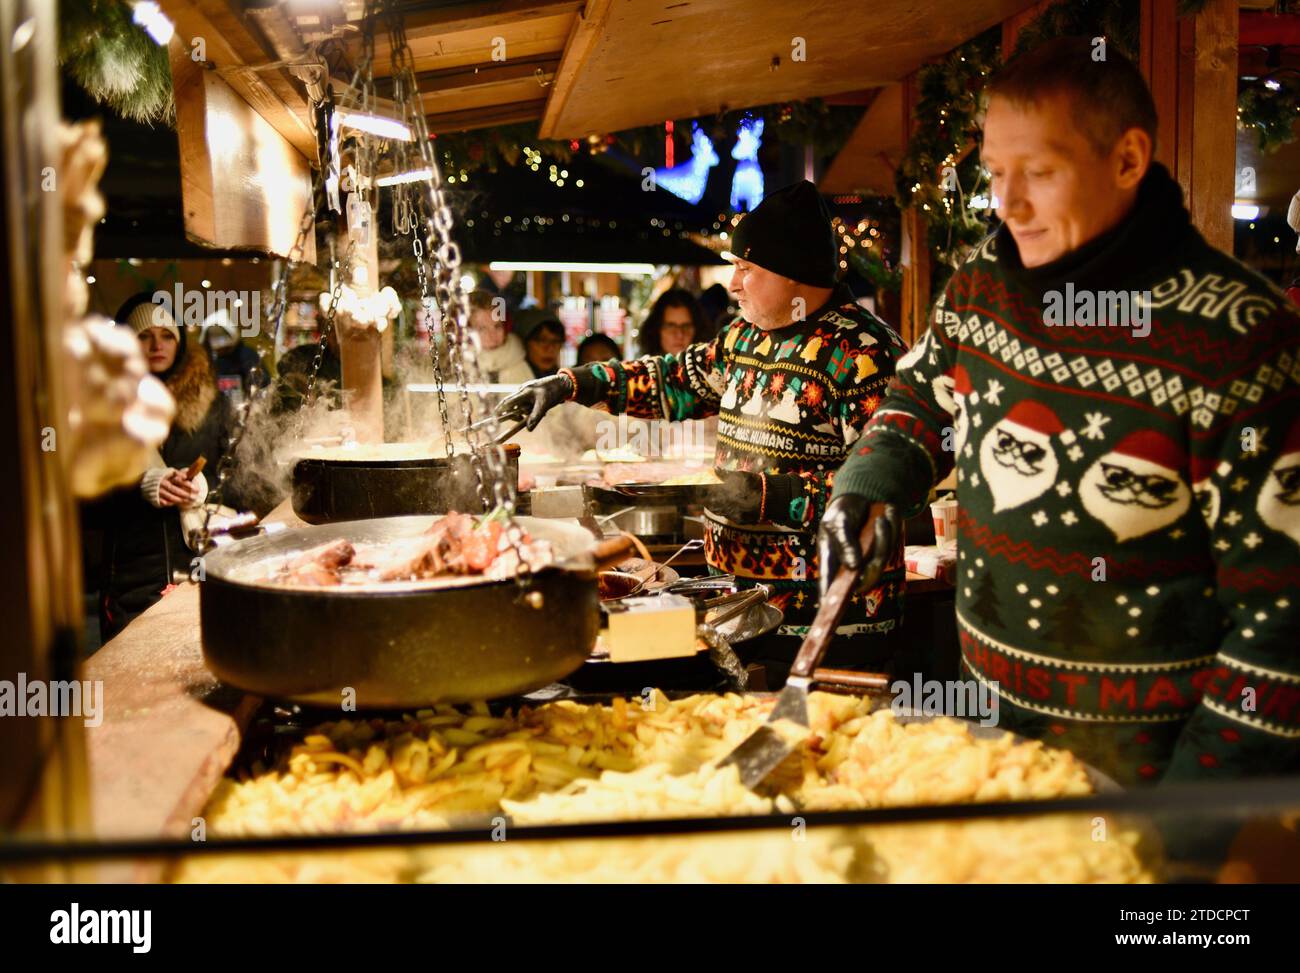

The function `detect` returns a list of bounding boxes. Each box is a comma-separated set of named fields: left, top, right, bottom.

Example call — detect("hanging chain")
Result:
left=376, top=0, right=530, bottom=580
left=197, top=181, right=319, bottom=549
left=303, top=236, right=357, bottom=405
left=197, top=19, right=372, bottom=549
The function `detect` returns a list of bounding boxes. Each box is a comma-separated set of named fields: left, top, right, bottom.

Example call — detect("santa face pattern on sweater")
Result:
left=832, top=165, right=1300, bottom=786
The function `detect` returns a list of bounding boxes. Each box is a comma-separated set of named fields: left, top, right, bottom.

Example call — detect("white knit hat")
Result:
left=124, top=299, right=181, bottom=340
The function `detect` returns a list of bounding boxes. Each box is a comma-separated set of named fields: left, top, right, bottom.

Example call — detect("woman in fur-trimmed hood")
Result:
left=85, top=292, right=242, bottom=642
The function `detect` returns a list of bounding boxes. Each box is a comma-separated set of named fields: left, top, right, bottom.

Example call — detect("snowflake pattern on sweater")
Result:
left=833, top=165, right=1300, bottom=785
left=572, top=286, right=908, bottom=637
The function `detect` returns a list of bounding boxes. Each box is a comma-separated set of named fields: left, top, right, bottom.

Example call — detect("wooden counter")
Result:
left=80, top=502, right=309, bottom=878
left=81, top=499, right=951, bottom=878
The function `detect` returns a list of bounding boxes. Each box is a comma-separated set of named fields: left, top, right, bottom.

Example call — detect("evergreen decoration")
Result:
left=893, top=32, right=1000, bottom=273
left=60, top=0, right=174, bottom=126
left=1009, top=0, right=1140, bottom=60
left=432, top=122, right=573, bottom=174
left=1238, top=76, right=1300, bottom=155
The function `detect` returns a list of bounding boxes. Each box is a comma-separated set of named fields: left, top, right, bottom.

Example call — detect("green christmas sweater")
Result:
left=833, top=164, right=1300, bottom=786
left=570, top=285, right=908, bottom=638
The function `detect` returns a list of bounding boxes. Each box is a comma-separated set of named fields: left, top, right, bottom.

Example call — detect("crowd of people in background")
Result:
left=467, top=278, right=735, bottom=378
left=79, top=276, right=733, bottom=652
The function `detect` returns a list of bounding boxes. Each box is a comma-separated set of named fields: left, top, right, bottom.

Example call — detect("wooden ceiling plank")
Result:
left=426, top=97, right=548, bottom=133
left=418, top=77, right=552, bottom=115
left=396, top=0, right=584, bottom=40
left=541, top=0, right=1035, bottom=138
left=157, top=0, right=316, bottom=159
left=538, top=0, right=613, bottom=138
left=412, top=55, right=560, bottom=94
left=374, top=16, right=574, bottom=74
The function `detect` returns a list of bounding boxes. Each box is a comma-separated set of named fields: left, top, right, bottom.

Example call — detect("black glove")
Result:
left=817, top=495, right=900, bottom=597
left=494, top=373, right=574, bottom=431
left=702, top=470, right=764, bottom=524
left=702, top=471, right=802, bottom=525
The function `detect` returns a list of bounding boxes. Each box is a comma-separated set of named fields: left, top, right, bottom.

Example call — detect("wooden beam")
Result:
left=426, top=98, right=549, bottom=133
left=537, top=0, right=613, bottom=138
left=396, top=0, right=584, bottom=39
left=819, top=84, right=902, bottom=196
left=171, top=42, right=316, bottom=260
left=338, top=224, right=384, bottom=445
left=411, top=55, right=560, bottom=95
left=157, top=0, right=316, bottom=160
left=1140, top=0, right=1239, bottom=253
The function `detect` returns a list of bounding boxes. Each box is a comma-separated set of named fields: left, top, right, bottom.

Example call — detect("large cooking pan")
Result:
left=292, top=444, right=521, bottom=524
left=200, top=515, right=628, bottom=708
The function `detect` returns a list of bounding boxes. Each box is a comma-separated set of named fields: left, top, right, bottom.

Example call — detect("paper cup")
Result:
left=931, top=498, right=958, bottom=547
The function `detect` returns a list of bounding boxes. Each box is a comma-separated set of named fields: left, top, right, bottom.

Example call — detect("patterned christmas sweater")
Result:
left=570, top=285, right=908, bottom=638
left=832, top=164, right=1300, bottom=786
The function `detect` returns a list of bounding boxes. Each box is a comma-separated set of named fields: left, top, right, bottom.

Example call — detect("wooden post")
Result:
left=1140, top=0, right=1239, bottom=253
left=0, top=0, right=91, bottom=871
left=338, top=212, right=385, bottom=444
left=898, top=73, right=932, bottom=348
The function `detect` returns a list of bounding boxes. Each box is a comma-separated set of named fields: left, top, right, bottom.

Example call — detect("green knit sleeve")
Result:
left=831, top=289, right=960, bottom=516
left=1163, top=304, right=1300, bottom=783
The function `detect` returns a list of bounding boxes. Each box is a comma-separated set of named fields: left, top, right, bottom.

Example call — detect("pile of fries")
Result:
left=173, top=691, right=1154, bottom=883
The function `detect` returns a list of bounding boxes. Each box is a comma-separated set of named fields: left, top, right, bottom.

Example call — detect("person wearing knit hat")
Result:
left=496, top=181, right=910, bottom=670
left=82, top=291, right=246, bottom=642
left=721, top=179, right=838, bottom=292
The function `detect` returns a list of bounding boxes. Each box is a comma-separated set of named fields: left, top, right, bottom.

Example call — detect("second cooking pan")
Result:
left=292, top=444, right=522, bottom=524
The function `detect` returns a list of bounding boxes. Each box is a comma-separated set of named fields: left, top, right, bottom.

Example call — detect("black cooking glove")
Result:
left=817, top=495, right=900, bottom=596
left=494, top=373, right=574, bottom=431
left=701, top=471, right=800, bottom=525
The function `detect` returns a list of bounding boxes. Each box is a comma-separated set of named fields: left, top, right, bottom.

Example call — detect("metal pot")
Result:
left=292, top=444, right=522, bottom=524
left=199, top=515, right=630, bottom=708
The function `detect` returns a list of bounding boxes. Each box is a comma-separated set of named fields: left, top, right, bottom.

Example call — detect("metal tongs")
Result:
left=464, top=412, right=527, bottom=445
left=701, top=584, right=771, bottom=627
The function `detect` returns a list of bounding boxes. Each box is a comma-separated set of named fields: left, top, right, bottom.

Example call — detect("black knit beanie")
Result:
left=725, top=180, right=837, bottom=287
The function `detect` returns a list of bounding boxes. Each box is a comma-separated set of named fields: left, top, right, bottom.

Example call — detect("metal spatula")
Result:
left=716, top=505, right=888, bottom=790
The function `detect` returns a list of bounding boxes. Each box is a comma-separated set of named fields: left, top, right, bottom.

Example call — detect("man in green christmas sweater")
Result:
left=822, top=37, right=1300, bottom=787
left=498, top=181, right=907, bottom=652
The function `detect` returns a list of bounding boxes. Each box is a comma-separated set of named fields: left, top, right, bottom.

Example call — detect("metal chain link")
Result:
left=197, top=181, right=320, bottom=549
left=303, top=236, right=357, bottom=405
left=375, top=0, right=531, bottom=582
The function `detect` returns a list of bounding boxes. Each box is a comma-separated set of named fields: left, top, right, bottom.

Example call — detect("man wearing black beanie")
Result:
left=498, top=181, right=908, bottom=672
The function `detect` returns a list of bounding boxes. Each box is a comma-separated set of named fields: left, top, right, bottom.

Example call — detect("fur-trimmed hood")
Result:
left=167, top=347, right=218, bottom=434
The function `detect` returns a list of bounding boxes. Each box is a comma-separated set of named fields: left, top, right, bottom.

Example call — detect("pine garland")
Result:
left=893, top=33, right=999, bottom=271
left=1238, top=77, right=1300, bottom=155
left=1009, top=0, right=1140, bottom=59
left=60, top=0, right=174, bottom=126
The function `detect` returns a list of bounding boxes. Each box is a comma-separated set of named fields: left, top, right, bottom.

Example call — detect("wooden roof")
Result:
left=157, top=0, right=1039, bottom=152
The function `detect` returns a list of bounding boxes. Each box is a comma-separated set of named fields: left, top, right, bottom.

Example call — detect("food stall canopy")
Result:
left=448, top=151, right=726, bottom=264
